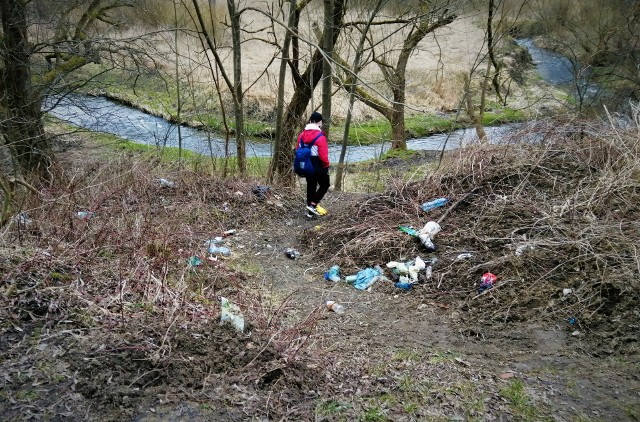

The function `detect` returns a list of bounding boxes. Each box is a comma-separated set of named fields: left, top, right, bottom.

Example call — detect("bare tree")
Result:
left=269, top=0, right=348, bottom=185
left=337, top=1, right=457, bottom=150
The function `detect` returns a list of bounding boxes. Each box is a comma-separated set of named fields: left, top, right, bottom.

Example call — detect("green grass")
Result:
left=500, top=378, right=552, bottom=421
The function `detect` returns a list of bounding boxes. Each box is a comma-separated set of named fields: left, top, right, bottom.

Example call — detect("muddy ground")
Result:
left=1, top=125, right=639, bottom=421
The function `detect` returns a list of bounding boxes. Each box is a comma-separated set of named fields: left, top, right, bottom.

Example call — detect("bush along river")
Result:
left=45, top=40, right=575, bottom=163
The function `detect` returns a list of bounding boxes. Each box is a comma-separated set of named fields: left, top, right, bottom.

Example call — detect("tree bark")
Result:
left=227, top=0, right=246, bottom=175
left=321, top=0, right=334, bottom=135
left=271, top=0, right=346, bottom=185
left=1, top=0, right=50, bottom=174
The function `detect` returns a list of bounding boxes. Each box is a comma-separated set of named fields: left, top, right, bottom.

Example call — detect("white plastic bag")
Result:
left=220, top=297, right=244, bottom=332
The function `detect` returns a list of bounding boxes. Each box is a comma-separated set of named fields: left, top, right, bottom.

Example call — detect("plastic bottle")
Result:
left=420, top=198, right=448, bottom=212
left=326, top=301, right=345, bottom=314
left=324, top=265, right=341, bottom=282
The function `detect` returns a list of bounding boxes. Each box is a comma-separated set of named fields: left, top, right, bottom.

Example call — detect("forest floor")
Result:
left=1, top=119, right=639, bottom=421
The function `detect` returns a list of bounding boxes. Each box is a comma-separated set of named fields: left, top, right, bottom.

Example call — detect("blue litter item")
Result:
left=324, top=265, right=341, bottom=282
left=420, top=197, right=448, bottom=212
left=394, top=281, right=413, bottom=290
left=477, top=282, right=493, bottom=293
left=352, top=267, right=382, bottom=290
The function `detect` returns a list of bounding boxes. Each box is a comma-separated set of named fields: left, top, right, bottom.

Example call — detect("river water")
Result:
left=46, top=39, right=569, bottom=163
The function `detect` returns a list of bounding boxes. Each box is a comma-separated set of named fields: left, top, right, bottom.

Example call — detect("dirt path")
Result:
left=219, top=190, right=640, bottom=421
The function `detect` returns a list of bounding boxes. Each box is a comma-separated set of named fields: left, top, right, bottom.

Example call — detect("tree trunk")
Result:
left=272, top=0, right=346, bottom=185
left=321, top=0, right=333, bottom=135
left=268, top=0, right=296, bottom=183
left=227, top=0, right=246, bottom=175
left=1, top=0, right=50, bottom=174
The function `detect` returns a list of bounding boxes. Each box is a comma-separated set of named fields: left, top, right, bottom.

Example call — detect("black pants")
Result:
left=306, top=168, right=330, bottom=206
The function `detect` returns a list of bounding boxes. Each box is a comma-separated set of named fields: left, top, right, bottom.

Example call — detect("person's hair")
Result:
left=309, top=111, right=323, bottom=123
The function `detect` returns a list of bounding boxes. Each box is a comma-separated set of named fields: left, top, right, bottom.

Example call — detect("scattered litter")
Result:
left=568, top=317, right=577, bottom=325
left=499, top=372, right=515, bottom=380
left=314, top=225, right=322, bottom=231
left=418, top=221, right=441, bottom=252
left=223, top=229, right=237, bottom=236
left=13, top=212, right=31, bottom=225
left=345, top=275, right=357, bottom=283
left=394, top=281, right=413, bottom=290
left=571, top=330, right=581, bottom=337
left=348, top=266, right=386, bottom=290
left=208, top=246, right=230, bottom=256
left=158, top=178, right=176, bottom=188
left=234, top=191, right=243, bottom=196
left=420, top=197, right=448, bottom=212
left=222, top=202, right=229, bottom=212
left=563, top=288, right=573, bottom=296
left=252, top=185, right=271, bottom=200
left=220, top=297, right=244, bottom=332
left=420, top=221, right=441, bottom=237
left=76, top=211, right=94, bottom=220
left=326, top=301, right=345, bottom=314
left=398, top=225, right=418, bottom=237
left=187, top=256, right=202, bottom=267
left=478, top=272, right=497, bottom=293
left=426, top=266, right=433, bottom=279
left=206, top=238, right=231, bottom=256
left=515, top=243, right=536, bottom=256
left=324, top=265, right=341, bottom=282
left=285, top=248, right=300, bottom=260
left=456, top=253, right=473, bottom=260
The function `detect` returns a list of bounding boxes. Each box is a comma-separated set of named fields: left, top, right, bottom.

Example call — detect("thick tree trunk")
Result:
left=1, top=0, right=50, bottom=174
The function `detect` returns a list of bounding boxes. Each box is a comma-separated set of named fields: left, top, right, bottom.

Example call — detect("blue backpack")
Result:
left=293, top=133, right=323, bottom=177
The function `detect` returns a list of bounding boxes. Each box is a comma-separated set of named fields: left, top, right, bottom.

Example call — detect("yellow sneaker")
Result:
left=316, top=205, right=328, bottom=215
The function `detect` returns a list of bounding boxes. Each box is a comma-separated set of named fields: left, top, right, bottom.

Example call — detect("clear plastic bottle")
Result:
left=420, top=197, right=448, bottom=212
left=326, top=301, right=345, bottom=314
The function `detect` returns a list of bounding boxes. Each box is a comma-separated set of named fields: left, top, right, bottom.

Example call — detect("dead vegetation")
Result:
left=1, top=114, right=640, bottom=420
left=304, top=115, right=640, bottom=355
left=0, top=141, right=325, bottom=420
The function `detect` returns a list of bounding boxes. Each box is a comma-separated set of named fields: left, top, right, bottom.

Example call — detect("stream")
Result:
left=46, top=39, right=570, bottom=163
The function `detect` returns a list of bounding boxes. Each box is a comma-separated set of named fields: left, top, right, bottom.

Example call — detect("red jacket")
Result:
left=296, top=124, right=330, bottom=169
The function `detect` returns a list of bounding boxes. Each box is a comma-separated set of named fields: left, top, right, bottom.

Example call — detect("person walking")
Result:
left=296, top=111, right=330, bottom=218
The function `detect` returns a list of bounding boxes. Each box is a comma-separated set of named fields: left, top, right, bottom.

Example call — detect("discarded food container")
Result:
left=326, top=301, right=345, bottom=314
left=478, top=272, right=497, bottom=293
left=208, top=246, right=231, bottom=256
left=324, top=265, right=341, bottom=282
left=285, top=248, right=300, bottom=260
left=159, top=178, right=176, bottom=188
left=420, top=197, right=448, bottom=212
left=221, top=297, right=244, bottom=332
